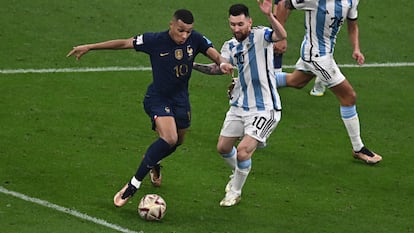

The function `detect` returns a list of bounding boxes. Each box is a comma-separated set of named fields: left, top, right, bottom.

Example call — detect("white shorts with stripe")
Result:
left=219, top=106, right=281, bottom=143
left=295, top=54, right=346, bottom=88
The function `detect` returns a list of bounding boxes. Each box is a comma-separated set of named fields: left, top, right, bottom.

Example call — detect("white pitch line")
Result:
left=0, top=66, right=152, bottom=74
left=0, top=186, right=143, bottom=233
left=0, top=62, right=413, bottom=74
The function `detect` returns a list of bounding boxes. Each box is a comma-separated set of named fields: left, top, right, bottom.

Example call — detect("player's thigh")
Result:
left=219, top=110, right=244, bottom=138
left=287, top=59, right=314, bottom=88
left=155, top=116, right=179, bottom=145
left=218, top=110, right=243, bottom=153
left=143, top=96, right=180, bottom=143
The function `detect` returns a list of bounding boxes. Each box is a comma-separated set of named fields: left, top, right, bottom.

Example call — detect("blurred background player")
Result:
left=67, top=9, right=232, bottom=207
left=274, top=0, right=382, bottom=164
left=273, top=0, right=326, bottom=97
left=194, top=0, right=287, bottom=206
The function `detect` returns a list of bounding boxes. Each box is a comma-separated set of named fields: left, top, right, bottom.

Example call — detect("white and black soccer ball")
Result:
left=138, top=194, right=167, bottom=221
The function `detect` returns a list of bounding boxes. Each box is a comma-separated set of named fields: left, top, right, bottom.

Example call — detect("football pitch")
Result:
left=1, top=1, right=413, bottom=233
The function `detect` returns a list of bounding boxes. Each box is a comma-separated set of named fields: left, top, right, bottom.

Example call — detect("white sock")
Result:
left=313, top=77, right=325, bottom=91
left=231, top=160, right=251, bottom=195
left=221, top=146, right=237, bottom=170
left=342, top=114, right=364, bottom=151
left=130, top=176, right=141, bottom=189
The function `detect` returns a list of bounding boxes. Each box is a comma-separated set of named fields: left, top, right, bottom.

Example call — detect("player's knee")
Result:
left=216, top=137, right=235, bottom=154
left=236, top=147, right=254, bottom=161
left=350, top=91, right=357, bottom=103
left=217, top=140, right=234, bottom=155
left=236, top=153, right=251, bottom=163
left=161, top=134, right=178, bottom=146
left=218, top=146, right=236, bottom=159
left=341, top=90, right=357, bottom=106
left=347, top=93, right=357, bottom=105
left=217, top=143, right=232, bottom=155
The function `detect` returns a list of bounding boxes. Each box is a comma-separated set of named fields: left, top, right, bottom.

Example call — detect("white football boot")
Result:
left=220, top=189, right=241, bottom=207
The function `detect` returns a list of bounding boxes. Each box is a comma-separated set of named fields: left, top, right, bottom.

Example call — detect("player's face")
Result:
left=169, top=19, right=193, bottom=45
left=228, top=14, right=252, bottom=42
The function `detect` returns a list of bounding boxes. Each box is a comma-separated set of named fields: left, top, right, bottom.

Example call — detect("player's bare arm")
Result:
left=272, top=1, right=289, bottom=54
left=283, top=0, right=295, bottom=10
left=274, top=0, right=291, bottom=25
left=273, top=0, right=294, bottom=24
left=347, top=19, right=364, bottom=65
left=193, top=62, right=223, bottom=75
left=268, top=14, right=287, bottom=42
left=258, top=0, right=287, bottom=42
left=205, top=47, right=233, bottom=74
left=67, top=38, right=134, bottom=60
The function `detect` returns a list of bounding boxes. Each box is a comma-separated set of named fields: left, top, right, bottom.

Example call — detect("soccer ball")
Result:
left=138, top=194, right=167, bottom=221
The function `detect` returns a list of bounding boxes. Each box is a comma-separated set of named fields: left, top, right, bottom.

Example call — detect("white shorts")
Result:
left=295, top=54, right=346, bottom=88
left=220, top=107, right=281, bottom=143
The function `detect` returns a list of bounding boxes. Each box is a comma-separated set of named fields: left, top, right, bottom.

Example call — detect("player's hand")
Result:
left=66, top=45, right=90, bottom=60
left=273, top=40, right=287, bottom=54
left=352, top=50, right=365, bottom=65
left=219, top=62, right=234, bottom=74
left=257, top=0, right=273, bottom=16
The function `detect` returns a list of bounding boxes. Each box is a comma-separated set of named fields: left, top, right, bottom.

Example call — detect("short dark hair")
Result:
left=229, top=4, right=249, bottom=17
left=173, top=9, right=194, bottom=24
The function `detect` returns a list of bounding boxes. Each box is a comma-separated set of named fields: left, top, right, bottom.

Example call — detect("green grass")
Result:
left=1, top=0, right=414, bottom=233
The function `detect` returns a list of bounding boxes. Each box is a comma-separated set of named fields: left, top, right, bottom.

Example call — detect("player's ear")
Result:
left=169, top=20, right=175, bottom=28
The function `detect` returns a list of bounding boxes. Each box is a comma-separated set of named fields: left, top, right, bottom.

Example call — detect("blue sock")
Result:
left=340, top=105, right=357, bottom=119
left=221, top=146, right=237, bottom=158
left=153, top=144, right=180, bottom=174
left=237, top=159, right=252, bottom=169
left=135, top=138, right=172, bottom=180
left=166, top=144, right=179, bottom=156
left=275, top=72, right=287, bottom=88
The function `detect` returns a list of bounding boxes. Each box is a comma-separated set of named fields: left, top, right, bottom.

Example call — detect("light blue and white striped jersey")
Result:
left=221, top=26, right=282, bottom=112
left=292, top=0, right=359, bottom=61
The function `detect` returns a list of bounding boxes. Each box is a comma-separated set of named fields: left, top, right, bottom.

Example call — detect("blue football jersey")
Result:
left=133, top=30, right=213, bottom=98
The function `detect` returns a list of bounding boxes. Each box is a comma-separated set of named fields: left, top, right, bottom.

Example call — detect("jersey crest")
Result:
left=175, top=49, right=183, bottom=60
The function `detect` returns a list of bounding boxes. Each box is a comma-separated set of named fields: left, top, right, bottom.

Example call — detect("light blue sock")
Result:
left=275, top=72, right=287, bottom=88
left=237, top=158, right=252, bottom=169
left=340, top=105, right=357, bottom=119
left=221, top=146, right=236, bottom=158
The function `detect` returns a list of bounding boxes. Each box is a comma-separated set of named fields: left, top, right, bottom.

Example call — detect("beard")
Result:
left=233, top=32, right=248, bottom=42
